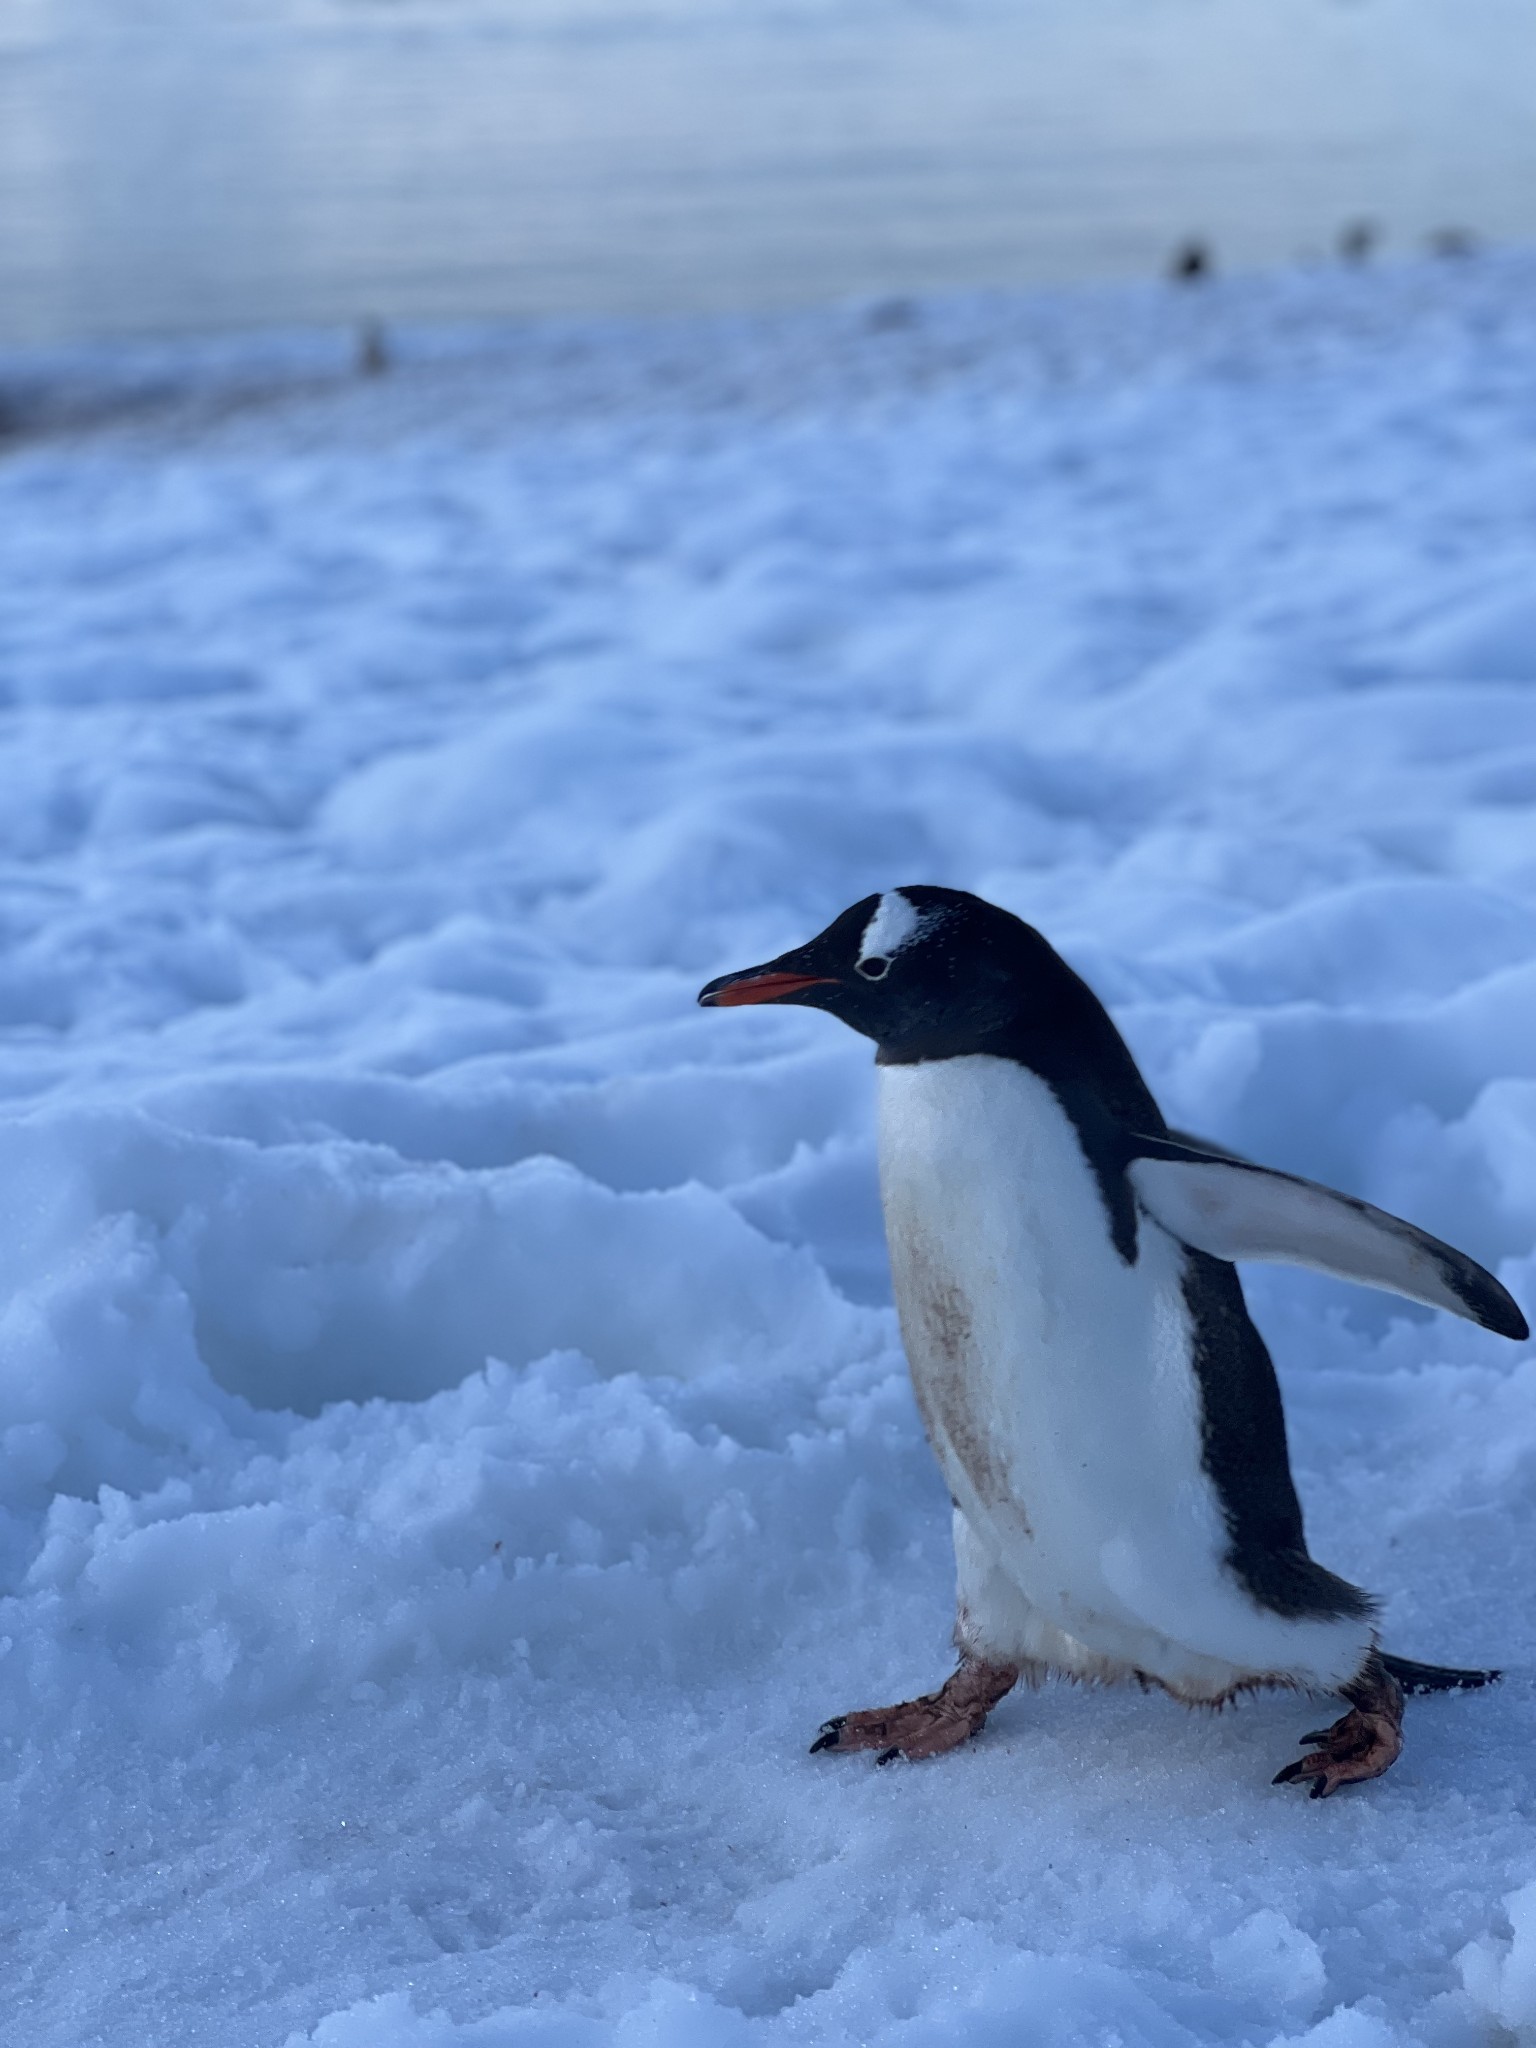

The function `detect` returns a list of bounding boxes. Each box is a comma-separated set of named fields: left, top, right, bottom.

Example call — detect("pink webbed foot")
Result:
left=1273, top=1654, right=1405, bottom=1800
left=810, top=1657, right=1019, bottom=1764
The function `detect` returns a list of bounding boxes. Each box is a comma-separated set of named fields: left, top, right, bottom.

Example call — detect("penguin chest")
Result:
left=876, top=1055, right=1224, bottom=1642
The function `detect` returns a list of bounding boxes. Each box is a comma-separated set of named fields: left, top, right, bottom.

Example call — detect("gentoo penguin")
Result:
left=699, top=887, right=1527, bottom=1797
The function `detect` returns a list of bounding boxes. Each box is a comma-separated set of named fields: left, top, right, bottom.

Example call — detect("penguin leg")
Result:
left=1272, top=1650, right=1405, bottom=1800
left=810, top=1508, right=1032, bottom=1763
left=809, top=1655, right=1021, bottom=1763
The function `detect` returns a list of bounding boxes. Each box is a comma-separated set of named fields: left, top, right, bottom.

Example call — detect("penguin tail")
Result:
left=1380, top=1652, right=1501, bottom=1696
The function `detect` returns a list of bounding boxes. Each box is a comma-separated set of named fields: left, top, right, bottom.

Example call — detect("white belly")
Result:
left=877, top=1056, right=1366, bottom=1694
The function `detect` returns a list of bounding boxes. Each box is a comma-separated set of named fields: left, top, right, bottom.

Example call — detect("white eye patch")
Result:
left=858, top=890, right=922, bottom=970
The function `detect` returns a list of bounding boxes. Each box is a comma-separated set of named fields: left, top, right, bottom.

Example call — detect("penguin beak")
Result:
left=698, top=961, right=839, bottom=1007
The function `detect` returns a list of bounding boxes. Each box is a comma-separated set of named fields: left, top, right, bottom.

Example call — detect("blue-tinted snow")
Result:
left=2, top=260, right=1536, bottom=2046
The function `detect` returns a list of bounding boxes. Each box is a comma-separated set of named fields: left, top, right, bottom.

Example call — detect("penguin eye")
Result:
left=856, top=955, right=891, bottom=981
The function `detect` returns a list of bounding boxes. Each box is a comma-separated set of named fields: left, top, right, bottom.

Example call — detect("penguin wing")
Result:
left=1126, top=1135, right=1528, bottom=1339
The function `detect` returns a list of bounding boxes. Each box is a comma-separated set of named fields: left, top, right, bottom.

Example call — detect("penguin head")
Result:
left=698, top=886, right=1061, bottom=1060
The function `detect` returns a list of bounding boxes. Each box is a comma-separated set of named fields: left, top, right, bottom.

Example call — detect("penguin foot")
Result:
left=809, top=1657, right=1019, bottom=1763
left=1272, top=1654, right=1405, bottom=1799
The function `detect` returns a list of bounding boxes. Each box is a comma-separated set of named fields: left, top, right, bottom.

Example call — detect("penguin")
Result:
left=699, top=886, right=1528, bottom=1797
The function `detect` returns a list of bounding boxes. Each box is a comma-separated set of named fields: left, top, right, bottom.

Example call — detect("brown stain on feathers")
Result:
left=894, top=1229, right=1028, bottom=1532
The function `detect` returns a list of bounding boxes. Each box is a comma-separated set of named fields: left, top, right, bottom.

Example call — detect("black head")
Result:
left=699, top=887, right=1030, bottom=1055
left=698, top=887, right=1160, bottom=1128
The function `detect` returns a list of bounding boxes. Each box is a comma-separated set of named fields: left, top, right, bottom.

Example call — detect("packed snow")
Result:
left=2, top=256, right=1536, bottom=2046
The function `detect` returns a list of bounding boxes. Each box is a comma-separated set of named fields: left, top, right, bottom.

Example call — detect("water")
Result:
left=2, top=0, right=1534, bottom=347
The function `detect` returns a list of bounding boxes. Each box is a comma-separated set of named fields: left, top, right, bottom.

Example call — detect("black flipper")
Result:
left=1379, top=1652, right=1500, bottom=1695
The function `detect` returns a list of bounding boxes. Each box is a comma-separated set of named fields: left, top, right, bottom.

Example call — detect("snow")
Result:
left=1, top=256, right=1535, bottom=2045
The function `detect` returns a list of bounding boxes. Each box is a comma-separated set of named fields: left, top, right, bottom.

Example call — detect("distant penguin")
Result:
left=1338, top=219, right=1379, bottom=265
left=1169, top=239, right=1212, bottom=284
left=357, top=317, right=390, bottom=378
left=700, top=887, right=1526, bottom=1796
left=1429, top=227, right=1478, bottom=260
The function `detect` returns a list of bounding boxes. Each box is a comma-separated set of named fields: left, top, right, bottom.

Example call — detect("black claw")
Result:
left=876, top=1746, right=902, bottom=1767
left=808, top=1732, right=839, bottom=1754
left=1309, top=1777, right=1333, bottom=1800
left=1273, top=1757, right=1322, bottom=1788
left=1300, top=1728, right=1332, bottom=1745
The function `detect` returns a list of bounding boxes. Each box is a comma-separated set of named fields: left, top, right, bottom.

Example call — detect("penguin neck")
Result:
left=874, top=988, right=1167, bottom=1144
left=874, top=997, right=1166, bottom=1270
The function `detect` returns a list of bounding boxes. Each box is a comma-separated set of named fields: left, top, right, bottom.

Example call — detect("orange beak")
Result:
left=698, top=969, right=837, bottom=1007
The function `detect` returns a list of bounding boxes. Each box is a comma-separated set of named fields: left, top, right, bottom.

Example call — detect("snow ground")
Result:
left=2, top=258, right=1536, bottom=2046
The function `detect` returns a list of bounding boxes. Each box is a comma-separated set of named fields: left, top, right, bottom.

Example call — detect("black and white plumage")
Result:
left=700, top=886, right=1526, bottom=1795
